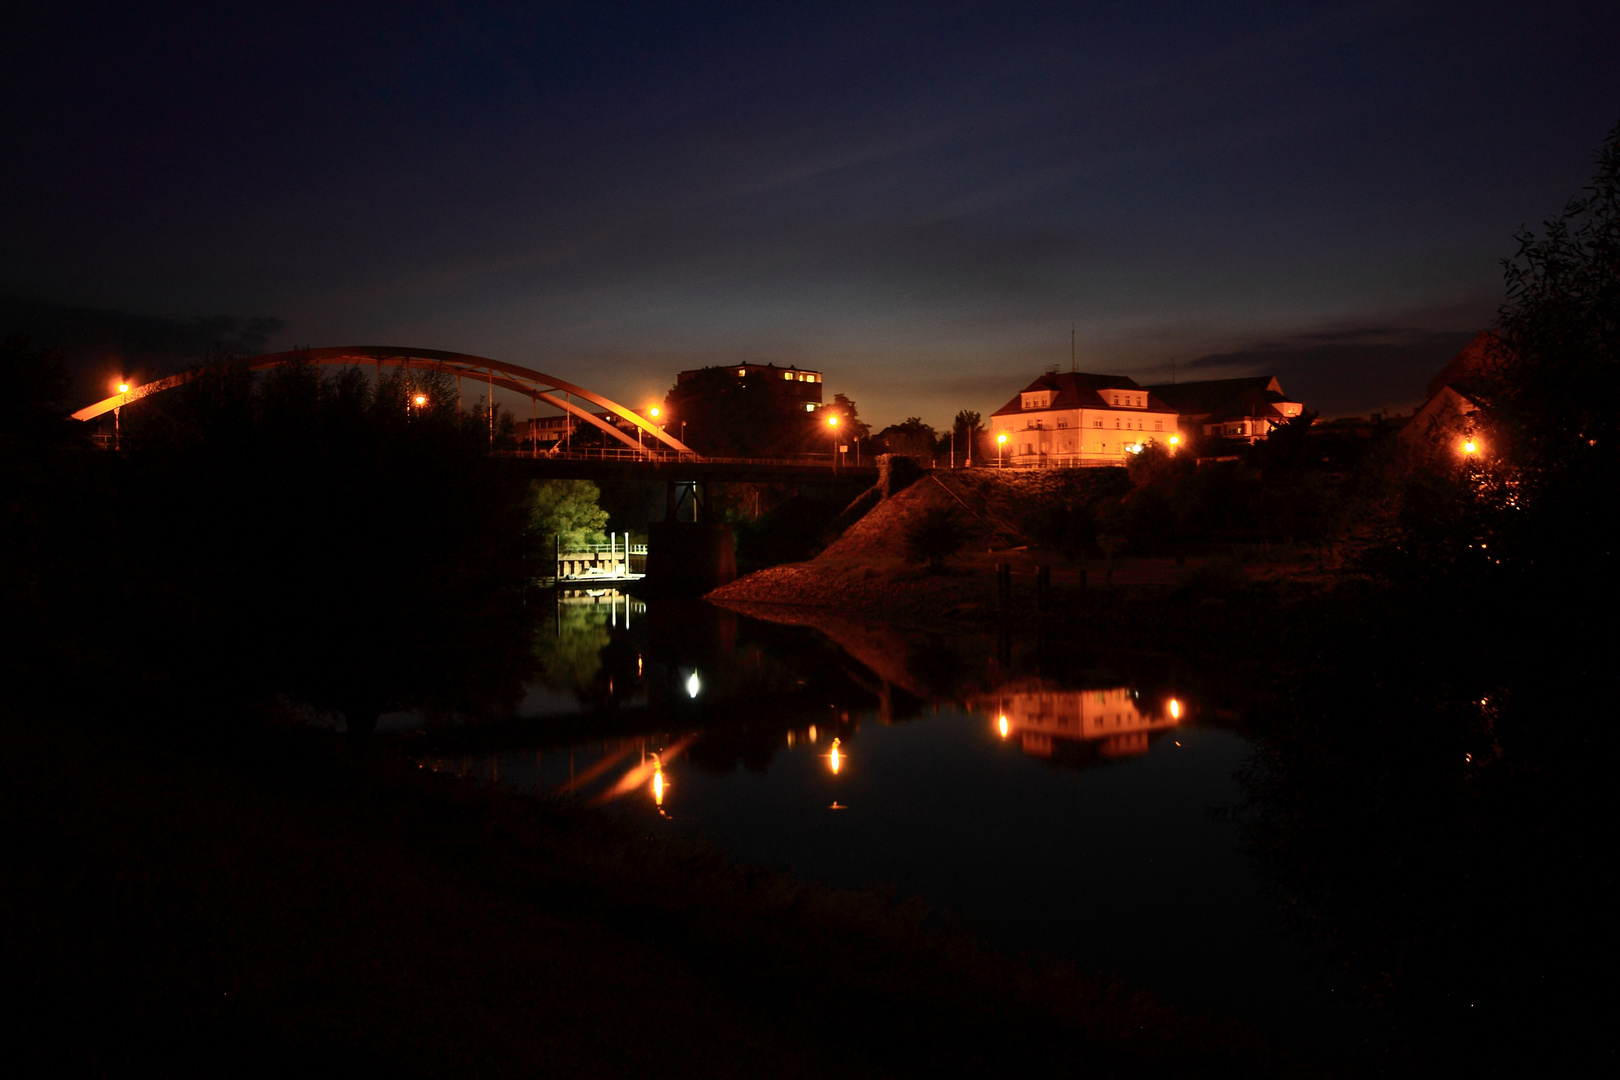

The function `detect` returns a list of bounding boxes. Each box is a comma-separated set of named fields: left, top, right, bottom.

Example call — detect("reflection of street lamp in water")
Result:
left=827, top=737, right=846, bottom=809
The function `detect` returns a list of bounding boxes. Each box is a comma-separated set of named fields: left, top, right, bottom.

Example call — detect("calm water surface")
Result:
left=419, top=590, right=1370, bottom=1051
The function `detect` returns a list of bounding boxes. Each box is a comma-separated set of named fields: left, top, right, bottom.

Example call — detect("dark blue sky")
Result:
left=5, top=2, right=1617, bottom=423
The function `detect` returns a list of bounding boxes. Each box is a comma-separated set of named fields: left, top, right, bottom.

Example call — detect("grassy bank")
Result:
left=708, top=466, right=1337, bottom=639
left=3, top=709, right=1323, bottom=1079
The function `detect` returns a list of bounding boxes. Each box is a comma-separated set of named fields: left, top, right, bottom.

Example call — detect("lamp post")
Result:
left=113, top=381, right=130, bottom=449
left=997, top=432, right=1007, bottom=468
left=827, top=414, right=840, bottom=471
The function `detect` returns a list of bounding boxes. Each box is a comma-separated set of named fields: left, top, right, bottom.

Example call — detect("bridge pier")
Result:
left=647, top=521, right=735, bottom=594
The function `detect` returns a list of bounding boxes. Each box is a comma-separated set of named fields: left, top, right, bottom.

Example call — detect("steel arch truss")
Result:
left=71, top=346, right=693, bottom=455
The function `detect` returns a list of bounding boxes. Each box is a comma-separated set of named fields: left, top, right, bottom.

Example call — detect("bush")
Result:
left=903, top=506, right=968, bottom=571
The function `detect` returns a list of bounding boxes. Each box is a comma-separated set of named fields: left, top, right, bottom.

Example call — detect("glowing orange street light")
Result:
left=648, top=406, right=661, bottom=419
left=829, top=737, right=842, bottom=775
left=827, top=414, right=840, bottom=470
left=1169, top=698, right=1182, bottom=721
left=998, top=714, right=1010, bottom=739
left=997, top=431, right=1008, bottom=468
left=413, top=393, right=427, bottom=407
left=1463, top=438, right=1478, bottom=455
left=113, top=380, right=131, bottom=449
left=1169, top=434, right=1180, bottom=450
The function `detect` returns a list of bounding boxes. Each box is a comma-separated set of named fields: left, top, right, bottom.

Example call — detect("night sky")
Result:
left=5, top=2, right=1617, bottom=424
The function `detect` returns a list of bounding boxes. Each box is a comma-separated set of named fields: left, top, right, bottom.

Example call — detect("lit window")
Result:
left=737, top=368, right=747, bottom=376
left=784, top=372, right=793, bottom=381
left=805, top=403, right=815, bottom=412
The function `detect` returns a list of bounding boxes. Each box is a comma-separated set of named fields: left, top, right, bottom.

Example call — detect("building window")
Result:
left=1155, top=420, right=1163, bottom=431
left=1093, top=419, right=1103, bottom=428
left=737, top=368, right=747, bottom=377
left=1057, top=420, right=1068, bottom=428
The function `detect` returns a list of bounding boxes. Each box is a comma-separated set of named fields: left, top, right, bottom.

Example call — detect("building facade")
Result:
left=989, top=372, right=1181, bottom=466
left=1143, top=376, right=1305, bottom=444
left=675, top=363, right=824, bottom=413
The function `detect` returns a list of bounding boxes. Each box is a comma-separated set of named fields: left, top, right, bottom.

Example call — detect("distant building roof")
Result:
left=1425, top=330, right=1503, bottom=400
left=989, top=371, right=1175, bottom=417
left=1142, top=376, right=1286, bottom=418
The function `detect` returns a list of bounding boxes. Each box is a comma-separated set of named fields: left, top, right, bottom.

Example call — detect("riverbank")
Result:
left=708, top=465, right=1339, bottom=634
left=3, top=708, right=1326, bottom=1079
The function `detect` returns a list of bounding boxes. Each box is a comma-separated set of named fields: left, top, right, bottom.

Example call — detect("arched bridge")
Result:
left=72, top=345, right=696, bottom=456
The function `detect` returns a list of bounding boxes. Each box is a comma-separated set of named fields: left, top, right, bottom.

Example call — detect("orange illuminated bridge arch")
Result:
left=72, top=346, right=694, bottom=455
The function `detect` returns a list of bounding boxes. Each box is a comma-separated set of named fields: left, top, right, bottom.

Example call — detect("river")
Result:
left=392, top=588, right=1375, bottom=1058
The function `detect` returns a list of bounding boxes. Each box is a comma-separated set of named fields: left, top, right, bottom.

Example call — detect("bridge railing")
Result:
left=500, top=448, right=864, bottom=468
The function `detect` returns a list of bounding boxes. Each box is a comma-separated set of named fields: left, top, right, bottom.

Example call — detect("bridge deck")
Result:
left=508, top=452, right=880, bottom=484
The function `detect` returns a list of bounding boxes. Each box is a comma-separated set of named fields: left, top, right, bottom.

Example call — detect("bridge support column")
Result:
left=665, top=479, right=705, bottom=523
left=647, top=521, right=735, bottom=595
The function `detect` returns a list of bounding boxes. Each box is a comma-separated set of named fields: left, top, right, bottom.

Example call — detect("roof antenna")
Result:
left=1070, top=324, right=1076, bottom=373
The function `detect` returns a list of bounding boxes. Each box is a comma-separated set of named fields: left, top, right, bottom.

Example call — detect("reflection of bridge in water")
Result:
left=422, top=592, right=1191, bottom=815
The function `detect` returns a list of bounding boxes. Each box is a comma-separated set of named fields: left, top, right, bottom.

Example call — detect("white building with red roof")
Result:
left=989, top=371, right=1181, bottom=467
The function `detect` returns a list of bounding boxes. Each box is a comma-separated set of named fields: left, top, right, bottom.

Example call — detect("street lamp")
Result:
left=1463, top=438, right=1478, bottom=455
left=644, top=406, right=663, bottom=457
left=997, top=431, right=1008, bottom=468
left=114, top=380, right=130, bottom=449
left=827, top=414, right=840, bottom=470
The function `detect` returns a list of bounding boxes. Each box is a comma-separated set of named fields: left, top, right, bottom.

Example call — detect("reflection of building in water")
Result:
left=983, top=687, right=1182, bottom=761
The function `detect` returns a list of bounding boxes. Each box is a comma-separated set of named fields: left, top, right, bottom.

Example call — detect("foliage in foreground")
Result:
left=4, top=355, right=540, bottom=731
left=903, top=505, right=969, bottom=570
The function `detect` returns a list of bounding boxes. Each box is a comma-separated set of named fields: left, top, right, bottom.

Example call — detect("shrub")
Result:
left=903, top=506, right=968, bottom=571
